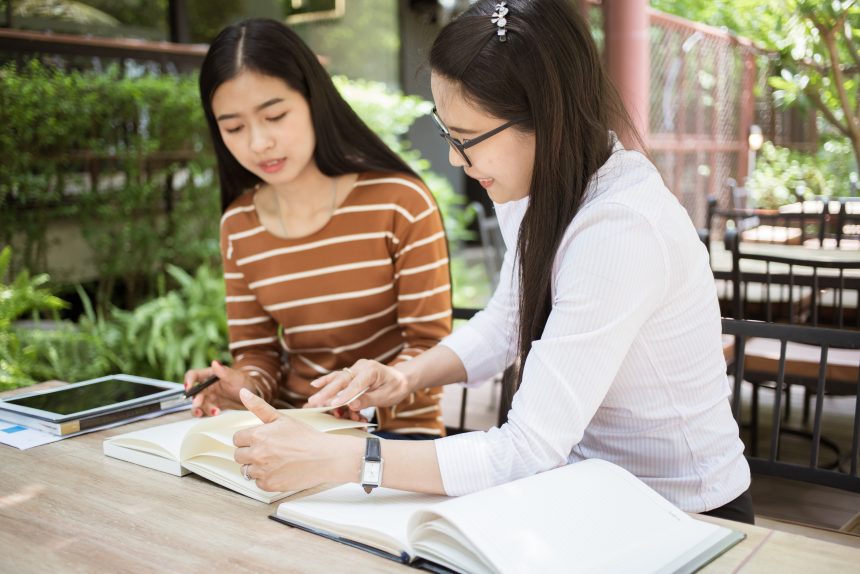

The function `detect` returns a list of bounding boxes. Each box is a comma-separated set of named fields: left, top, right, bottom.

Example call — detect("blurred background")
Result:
left=0, top=0, right=844, bottom=388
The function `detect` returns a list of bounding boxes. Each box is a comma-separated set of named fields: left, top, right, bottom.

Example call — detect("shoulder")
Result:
left=220, top=190, right=258, bottom=233
left=351, top=171, right=437, bottom=213
left=579, top=149, right=683, bottom=228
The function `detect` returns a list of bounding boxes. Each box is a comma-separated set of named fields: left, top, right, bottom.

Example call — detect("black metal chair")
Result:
left=834, top=197, right=860, bottom=249
left=725, top=229, right=860, bottom=468
left=470, top=202, right=506, bottom=290
left=723, top=318, right=860, bottom=492
left=447, top=307, right=513, bottom=434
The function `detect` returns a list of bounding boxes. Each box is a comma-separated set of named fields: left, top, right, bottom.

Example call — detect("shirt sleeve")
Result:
left=438, top=244, right=519, bottom=385
left=220, top=217, right=281, bottom=401
left=434, top=202, right=669, bottom=495
left=387, top=181, right=453, bottom=366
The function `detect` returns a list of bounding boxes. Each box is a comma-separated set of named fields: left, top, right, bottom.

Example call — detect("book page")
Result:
left=182, top=455, right=291, bottom=503
left=408, top=459, right=737, bottom=574
left=276, top=483, right=449, bottom=558
left=105, top=416, right=200, bottom=460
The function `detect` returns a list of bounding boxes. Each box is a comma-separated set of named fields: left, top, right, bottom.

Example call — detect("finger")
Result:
left=233, top=427, right=252, bottom=448
left=239, top=387, right=280, bottom=424
left=233, top=445, right=251, bottom=464
left=309, top=371, right=339, bottom=389
left=306, top=373, right=353, bottom=407
left=184, top=367, right=213, bottom=390
left=332, top=371, right=375, bottom=409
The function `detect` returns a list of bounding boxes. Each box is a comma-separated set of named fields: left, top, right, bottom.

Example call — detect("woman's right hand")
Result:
left=183, top=360, right=257, bottom=417
left=306, top=359, right=414, bottom=413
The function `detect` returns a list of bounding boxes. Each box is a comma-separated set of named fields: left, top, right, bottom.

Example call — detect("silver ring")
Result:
left=242, top=464, right=252, bottom=481
left=342, top=367, right=353, bottom=377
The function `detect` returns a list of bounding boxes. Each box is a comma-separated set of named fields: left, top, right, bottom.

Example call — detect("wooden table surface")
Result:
left=2, top=390, right=860, bottom=572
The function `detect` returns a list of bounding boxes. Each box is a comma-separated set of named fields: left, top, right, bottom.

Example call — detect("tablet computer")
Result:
left=0, top=374, right=187, bottom=435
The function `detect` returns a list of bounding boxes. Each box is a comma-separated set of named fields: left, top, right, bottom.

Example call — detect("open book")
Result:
left=271, top=458, right=745, bottom=573
left=103, top=409, right=370, bottom=503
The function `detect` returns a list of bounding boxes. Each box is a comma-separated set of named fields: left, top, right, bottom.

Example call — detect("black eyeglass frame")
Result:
left=430, top=106, right=527, bottom=167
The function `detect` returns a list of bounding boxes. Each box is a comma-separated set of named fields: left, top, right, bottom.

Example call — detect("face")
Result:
left=430, top=73, right=535, bottom=204
left=211, top=70, right=317, bottom=186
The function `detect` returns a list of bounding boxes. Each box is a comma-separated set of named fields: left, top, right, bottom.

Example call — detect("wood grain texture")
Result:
left=2, top=384, right=859, bottom=572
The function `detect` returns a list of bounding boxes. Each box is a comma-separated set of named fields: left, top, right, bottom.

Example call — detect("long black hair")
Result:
left=199, top=18, right=418, bottom=212
left=429, top=0, right=644, bottom=403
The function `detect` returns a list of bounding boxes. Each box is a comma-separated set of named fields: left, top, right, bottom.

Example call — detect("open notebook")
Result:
left=272, top=458, right=745, bottom=573
left=103, top=408, right=370, bottom=503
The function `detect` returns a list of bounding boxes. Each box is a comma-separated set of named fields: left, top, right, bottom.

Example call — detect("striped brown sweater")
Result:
left=220, top=172, right=452, bottom=435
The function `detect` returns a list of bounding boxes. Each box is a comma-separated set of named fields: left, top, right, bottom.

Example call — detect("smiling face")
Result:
left=211, top=70, right=317, bottom=187
left=430, top=73, right=535, bottom=204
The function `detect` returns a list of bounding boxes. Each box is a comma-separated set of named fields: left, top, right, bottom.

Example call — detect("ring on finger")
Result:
left=242, top=464, right=252, bottom=481
left=342, top=367, right=354, bottom=378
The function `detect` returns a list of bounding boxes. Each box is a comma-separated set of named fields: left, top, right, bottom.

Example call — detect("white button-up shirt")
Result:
left=436, top=142, right=750, bottom=512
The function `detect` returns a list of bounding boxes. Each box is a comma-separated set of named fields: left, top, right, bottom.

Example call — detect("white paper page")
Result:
left=277, top=483, right=449, bottom=557
left=107, top=415, right=200, bottom=460
left=182, top=455, right=290, bottom=503
left=0, top=404, right=190, bottom=450
left=408, top=459, right=734, bottom=574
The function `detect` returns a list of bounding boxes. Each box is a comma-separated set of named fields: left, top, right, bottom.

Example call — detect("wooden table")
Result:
left=2, top=406, right=860, bottom=572
left=709, top=240, right=860, bottom=278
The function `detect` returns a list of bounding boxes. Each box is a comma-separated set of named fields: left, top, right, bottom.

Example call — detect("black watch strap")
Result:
left=365, top=436, right=381, bottom=462
left=361, top=437, right=383, bottom=494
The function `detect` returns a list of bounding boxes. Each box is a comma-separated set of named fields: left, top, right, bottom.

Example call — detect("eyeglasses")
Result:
left=430, top=106, right=525, bottom=167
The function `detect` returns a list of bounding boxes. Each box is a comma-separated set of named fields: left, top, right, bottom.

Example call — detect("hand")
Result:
left=306, top=359, right=414, bottom=413
left=233, top=388, right=354, bottom=492
left=183, top=360, right=256, bottom=417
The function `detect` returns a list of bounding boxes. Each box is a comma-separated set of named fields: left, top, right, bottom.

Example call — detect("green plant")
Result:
left=0, top=59, right=220, bottom=305
left=98, top=263, right=231, bottom=382
left=747, top=141, right=852, bottom=208
left=0, top=245, right=69, bottom=389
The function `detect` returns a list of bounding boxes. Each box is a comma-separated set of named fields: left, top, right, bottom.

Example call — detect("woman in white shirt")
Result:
left=232, top=0, right=753, bottom=523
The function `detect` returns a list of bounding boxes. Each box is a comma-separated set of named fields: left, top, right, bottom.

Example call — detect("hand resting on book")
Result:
left=233, top=388, right=364, bottom=493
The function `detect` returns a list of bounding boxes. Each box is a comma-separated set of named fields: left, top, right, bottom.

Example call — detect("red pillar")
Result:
left=603, top=0, right=650, bottom=143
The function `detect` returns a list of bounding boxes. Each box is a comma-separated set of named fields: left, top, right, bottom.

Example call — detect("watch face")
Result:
left=361, top=461, right=382, bottom=484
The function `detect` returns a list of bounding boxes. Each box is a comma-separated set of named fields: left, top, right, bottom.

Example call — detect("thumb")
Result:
left=240, top=387, right=280, bottom=424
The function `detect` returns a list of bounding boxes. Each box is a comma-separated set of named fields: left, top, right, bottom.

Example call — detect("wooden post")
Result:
left=603, top=0, right=650, bottom=143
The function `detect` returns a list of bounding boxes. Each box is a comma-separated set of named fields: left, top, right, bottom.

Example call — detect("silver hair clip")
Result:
left=492, top=2, right=509, bottom=42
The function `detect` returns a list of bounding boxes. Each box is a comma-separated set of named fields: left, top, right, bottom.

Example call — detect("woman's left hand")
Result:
left=233, top=388, right=358, bottom=493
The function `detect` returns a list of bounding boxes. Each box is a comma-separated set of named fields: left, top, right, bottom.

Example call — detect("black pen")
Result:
left=185, top=374, right=219, bottom=399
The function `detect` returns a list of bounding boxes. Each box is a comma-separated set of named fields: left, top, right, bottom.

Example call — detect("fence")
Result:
left=588, top=3, right=816, bottom=228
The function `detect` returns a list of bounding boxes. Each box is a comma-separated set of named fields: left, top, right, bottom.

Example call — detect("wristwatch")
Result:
left=360, top=437, right=383, bottom=494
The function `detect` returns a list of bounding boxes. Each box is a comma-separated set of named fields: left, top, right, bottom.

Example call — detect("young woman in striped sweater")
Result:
left=183, top=19, right=452, bottom=439
left=233, top=0, right=753, bottom=523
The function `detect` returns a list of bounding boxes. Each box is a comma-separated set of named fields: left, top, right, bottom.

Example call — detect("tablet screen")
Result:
left=4, top=379, right=169, bottom=415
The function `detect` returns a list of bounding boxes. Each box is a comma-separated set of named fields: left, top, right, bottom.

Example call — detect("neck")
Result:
left=271, top=166, right=335, bottom=213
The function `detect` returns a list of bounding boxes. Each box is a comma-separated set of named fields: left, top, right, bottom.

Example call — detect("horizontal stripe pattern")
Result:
left=220, top=171, right=452, bottom=435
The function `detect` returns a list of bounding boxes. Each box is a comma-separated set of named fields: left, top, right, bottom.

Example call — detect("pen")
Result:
left=185, top=374, right=219, bottom=399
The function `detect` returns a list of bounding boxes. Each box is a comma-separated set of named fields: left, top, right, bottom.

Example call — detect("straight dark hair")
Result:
left=199, top=18, right=418, bottom=212
left=429, top=0, right=644, bottom=407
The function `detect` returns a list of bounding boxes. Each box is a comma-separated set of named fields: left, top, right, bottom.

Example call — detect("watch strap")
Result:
left=361, top=437, right=382, bottom=494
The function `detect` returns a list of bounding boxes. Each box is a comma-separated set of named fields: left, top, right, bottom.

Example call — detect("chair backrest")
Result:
left=470, top=202, right=505, bottom=290
left=725, top=228, right=860, bottom=329
left=723, top=318, right=860, bottom=492
left=835, top=197, right=860, bottom=248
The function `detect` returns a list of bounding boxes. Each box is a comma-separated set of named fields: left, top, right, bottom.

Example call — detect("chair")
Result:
left=447, top=307, right=512, bottom=434
left=707, top=184, right=824, bottom=248
left=834, top=197, right=860, bottom=249
left=725, top=228, right=860, bottom=463
left=470, top=202, right=505, bottom=290
left=723, top=318, right=860, bottom=492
